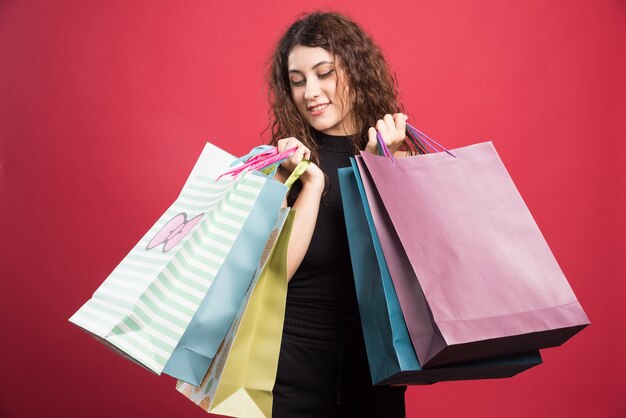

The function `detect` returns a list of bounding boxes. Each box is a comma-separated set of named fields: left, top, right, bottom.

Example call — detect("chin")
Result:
left=309, top=120, right=340, bottom=134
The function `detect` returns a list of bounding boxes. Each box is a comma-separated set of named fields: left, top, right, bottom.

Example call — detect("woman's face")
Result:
left=287, top=46, right=354, bottom=135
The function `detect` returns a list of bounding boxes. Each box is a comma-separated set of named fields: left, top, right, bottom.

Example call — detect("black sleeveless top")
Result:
left=285, top=130, right=360, bottom=324
left=275, top=131, right=407, bottom=418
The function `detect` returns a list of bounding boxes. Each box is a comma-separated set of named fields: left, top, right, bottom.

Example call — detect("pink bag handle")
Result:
left=216, top=147, right=298, bottom=180
left=376, top=131, right=396, bottom=166
left=246, top=148, right=278, bottom=165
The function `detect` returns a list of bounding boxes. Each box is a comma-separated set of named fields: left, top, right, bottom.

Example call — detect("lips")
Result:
left=307, top=103, right=329, bottom=116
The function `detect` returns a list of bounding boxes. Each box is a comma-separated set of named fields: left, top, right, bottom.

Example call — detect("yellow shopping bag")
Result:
left=177, top=208, right=294, bottom=418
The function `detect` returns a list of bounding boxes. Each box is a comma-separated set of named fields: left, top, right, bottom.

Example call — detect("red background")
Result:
left=1, top=1, right=624, bottom=417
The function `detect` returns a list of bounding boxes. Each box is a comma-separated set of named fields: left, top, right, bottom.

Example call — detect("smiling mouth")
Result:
left=308, top=103, right=329, bottom=114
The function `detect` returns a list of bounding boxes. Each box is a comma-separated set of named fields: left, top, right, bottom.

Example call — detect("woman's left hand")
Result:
left=365, top=113, right=408, bottom=156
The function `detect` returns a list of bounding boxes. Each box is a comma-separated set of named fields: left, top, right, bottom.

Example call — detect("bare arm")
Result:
left=274, top=137, right=326, bottom=282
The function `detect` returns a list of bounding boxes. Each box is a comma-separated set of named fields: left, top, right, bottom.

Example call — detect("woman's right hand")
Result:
left=276, top=137, right=324, bottom=189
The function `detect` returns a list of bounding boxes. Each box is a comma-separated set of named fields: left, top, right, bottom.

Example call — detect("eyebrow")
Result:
left=288, top=60, right=335, bottom=73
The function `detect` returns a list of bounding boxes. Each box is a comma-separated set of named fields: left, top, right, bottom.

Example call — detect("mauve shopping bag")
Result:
left=356, top=141, right=589, bottom=368
left=338, top=165, right=541, bottom=385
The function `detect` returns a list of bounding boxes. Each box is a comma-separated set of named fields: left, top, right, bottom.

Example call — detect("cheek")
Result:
left=291, top=88, right=305, bottom=106
left=323, top=79, right=338, bottom=99
left=291, top=90, right=308, bottom=117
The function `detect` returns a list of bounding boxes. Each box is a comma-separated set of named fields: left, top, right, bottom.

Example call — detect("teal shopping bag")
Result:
left=338, top=164, right=542, bottom=385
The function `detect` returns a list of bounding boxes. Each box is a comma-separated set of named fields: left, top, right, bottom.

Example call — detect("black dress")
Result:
left=272, top=130, right=406, bottom=418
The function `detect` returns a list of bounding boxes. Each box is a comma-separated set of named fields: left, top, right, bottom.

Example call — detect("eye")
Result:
left=290, top=78, right=305, bottom=87
left=318, top=69, right=335, bottom=79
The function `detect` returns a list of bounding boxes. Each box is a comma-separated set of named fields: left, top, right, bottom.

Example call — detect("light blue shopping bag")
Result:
left=162, top=171, right=288, bottom=385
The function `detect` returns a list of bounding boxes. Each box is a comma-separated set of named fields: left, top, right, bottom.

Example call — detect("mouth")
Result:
left=307, top=103, right=330, bottom=115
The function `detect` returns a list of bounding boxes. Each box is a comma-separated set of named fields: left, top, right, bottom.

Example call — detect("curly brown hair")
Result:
left=267, top=11, right=413, bottom=162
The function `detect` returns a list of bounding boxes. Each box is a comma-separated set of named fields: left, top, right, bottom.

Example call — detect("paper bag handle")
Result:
left=217, top=147, right=298, bottom=180
left=284, top=160, right=310, bottom=188
left=376, top=122, right=456, bottom=159
left=406, top=123, right=456, bottom=157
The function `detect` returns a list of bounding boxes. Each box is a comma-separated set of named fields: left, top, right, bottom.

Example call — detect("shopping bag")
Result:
left=356, top=140, right=589, bottom=368
left=338, top=165, right=542, bottom=385
left=69, top=143, right=289, bottom=375
left=162, top=176, right=289, bottom=384
left=162, top=145, right=309, bottom=384
left=177, top=209, right=294, bottom=418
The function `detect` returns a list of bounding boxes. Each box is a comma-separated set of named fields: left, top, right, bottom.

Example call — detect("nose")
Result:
left=304, top=78, right=321, bottom=101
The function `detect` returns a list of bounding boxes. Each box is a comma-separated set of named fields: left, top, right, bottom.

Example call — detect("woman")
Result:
left=268, top=11, right=412, bottom=418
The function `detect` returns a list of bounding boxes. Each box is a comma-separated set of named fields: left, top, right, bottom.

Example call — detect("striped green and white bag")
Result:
left=69, top=170, right=267, bottom=374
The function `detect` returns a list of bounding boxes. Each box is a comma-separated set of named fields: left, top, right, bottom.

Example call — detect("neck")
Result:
left=320, top=113, right=357, bottom=136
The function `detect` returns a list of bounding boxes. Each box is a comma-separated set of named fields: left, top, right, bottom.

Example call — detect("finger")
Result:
left=365, top=127, right=378, bottom=154
left=276, top=138, right=287, bottom=153
left=376, top=119, right=387, bottom=138
left=396, top=112, right=409, bottom=122
left=278, top=137, right=297, bottom=153
left=279, top=139, right=296, bottom=169
left=383, top=114, right=395, bottom=135
left=290, top=141, right=310, bottom=160
left=393, top=113, right=407, bottom=139
left=289, top=147, right=305, bottom=166
left=284, top=138, right=299, bottom=153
